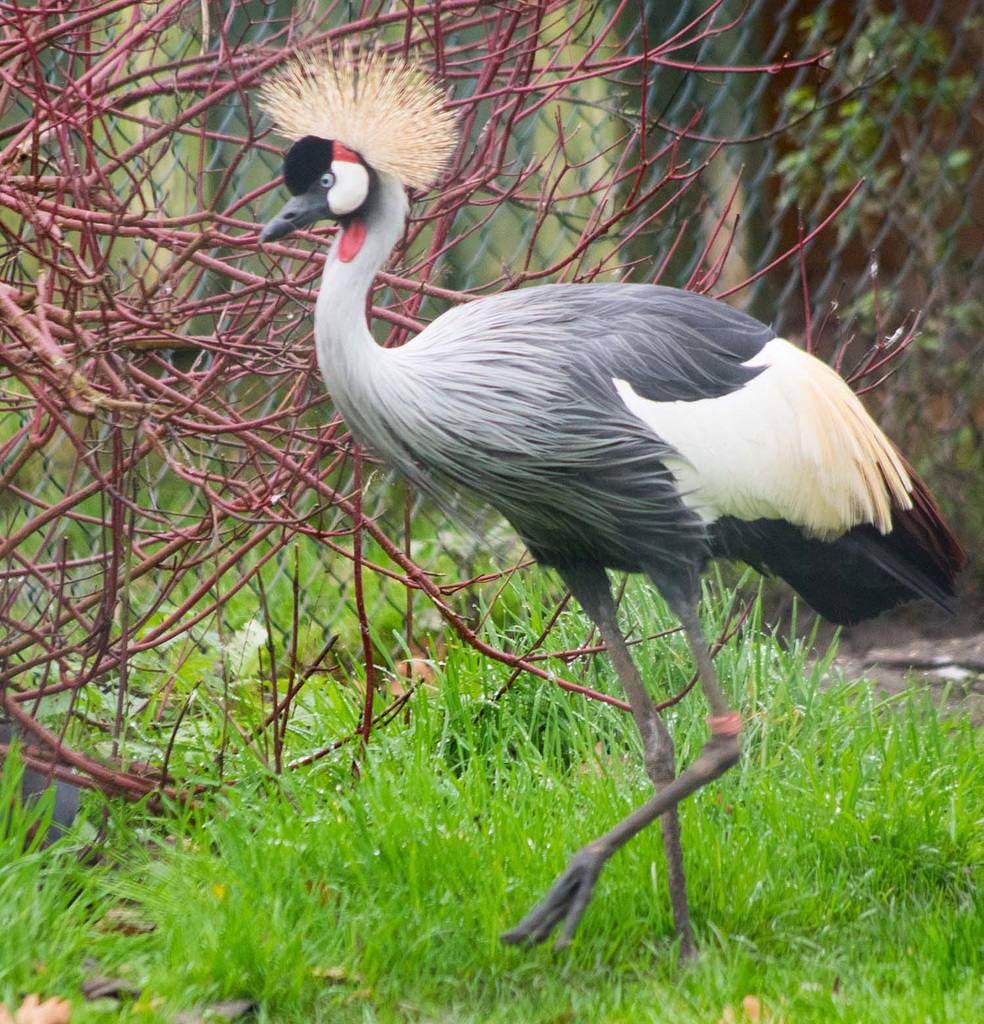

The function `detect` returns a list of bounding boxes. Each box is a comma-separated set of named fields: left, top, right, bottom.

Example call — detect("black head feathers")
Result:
left=283, top=136, right=333, bottom=195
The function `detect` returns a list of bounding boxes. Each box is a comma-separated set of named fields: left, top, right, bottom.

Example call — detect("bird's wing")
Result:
left=588, top=299, right=913, bottom=539
left=411, top=284, right=912, bottom=541
left=416, top=283, right=771, bottom=399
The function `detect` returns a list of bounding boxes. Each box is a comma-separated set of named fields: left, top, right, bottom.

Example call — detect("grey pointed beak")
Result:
left=260, top=191, right=332, bottom=242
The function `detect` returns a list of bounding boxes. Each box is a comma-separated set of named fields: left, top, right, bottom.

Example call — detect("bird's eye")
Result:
left=320, top=172, right=335, bottom=190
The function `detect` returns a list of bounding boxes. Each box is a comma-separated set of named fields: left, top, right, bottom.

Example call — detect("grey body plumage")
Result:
left=339, top=282, right=775, bottom=576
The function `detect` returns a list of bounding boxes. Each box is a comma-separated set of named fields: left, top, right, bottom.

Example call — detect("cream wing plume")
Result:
left=258, top=49, right=458, bottom=190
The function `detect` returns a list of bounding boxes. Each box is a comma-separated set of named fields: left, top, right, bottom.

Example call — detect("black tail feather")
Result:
left=710, top=507, right=963, bottom=627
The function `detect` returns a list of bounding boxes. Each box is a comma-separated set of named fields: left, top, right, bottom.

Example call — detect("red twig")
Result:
left=0, top=0, right=889, bottom=805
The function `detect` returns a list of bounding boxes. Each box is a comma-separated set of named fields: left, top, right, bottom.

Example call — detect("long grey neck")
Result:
left=314, top=171, right=408, bottom=390
left=312, top=171, right=422, bottom=478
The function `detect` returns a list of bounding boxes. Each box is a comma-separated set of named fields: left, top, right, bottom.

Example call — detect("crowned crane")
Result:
left=257, top=52, right=965, bottom=961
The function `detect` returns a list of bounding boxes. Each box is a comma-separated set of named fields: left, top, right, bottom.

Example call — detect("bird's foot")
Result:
left=501, top=726, right=741, bottom=957
left=677, top=930, right=698, bottom=966
left=500, top=841, right=607, bottom=951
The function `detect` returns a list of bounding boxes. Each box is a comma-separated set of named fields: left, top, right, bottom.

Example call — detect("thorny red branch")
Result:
left=0, top=1, right=889, bottom=802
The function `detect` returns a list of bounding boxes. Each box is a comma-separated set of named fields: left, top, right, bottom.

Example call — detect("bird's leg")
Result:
left=501, top=566, right=741, bottom=955
left=503, top=563, right=698, bottom=957
left=587, top=602, right=695, bottom=963
left=672, top=596, right=742, bottom=736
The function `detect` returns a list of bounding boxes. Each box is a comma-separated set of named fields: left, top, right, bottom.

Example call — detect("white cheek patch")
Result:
left=328, top=161, right=370, bottom=216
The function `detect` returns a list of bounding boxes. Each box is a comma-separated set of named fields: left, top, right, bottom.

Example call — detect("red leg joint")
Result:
left=707, top=712, right=742, bottom=737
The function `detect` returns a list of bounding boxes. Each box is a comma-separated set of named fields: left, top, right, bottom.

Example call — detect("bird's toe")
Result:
left=501, top=844, right=606, bottom=950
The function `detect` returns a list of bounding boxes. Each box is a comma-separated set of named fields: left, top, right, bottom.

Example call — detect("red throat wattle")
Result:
left=339, top=218, right=366, bottom=262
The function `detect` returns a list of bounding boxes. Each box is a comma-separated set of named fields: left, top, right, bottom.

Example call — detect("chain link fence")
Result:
left=1, top=0, right=980, bottom=798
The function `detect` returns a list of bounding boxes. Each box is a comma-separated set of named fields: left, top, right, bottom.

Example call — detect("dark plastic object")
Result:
left=0, top=719, right=81, bottom=841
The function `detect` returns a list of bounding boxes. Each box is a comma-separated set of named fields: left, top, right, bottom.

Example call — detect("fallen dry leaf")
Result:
left=311, top=965, right=362, bottom=983
left=95, top=907, right=155, bottom=935
left=80, top=976, right=141, bottom=1002
left=305, top=879, right=339, bottom=907
left=718, top=997, right=778, bottom=1024
left=394, top=641, right=446, bottom=689
left=12, top=994, right=71, bottom=1024
left=742, top=995, right=764, bottom=1022
left=174, top=999, right=255, bottom=1024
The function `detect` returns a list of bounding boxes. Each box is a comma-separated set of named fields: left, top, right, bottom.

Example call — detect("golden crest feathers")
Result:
left=258, top=48, right=457, bottom=191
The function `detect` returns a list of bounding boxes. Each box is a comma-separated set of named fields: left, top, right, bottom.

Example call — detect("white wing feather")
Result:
left=613, top=338, right=912, bottom=539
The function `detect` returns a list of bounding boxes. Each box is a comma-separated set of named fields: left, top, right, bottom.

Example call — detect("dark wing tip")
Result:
left=895, top=458, right=967, bottom=593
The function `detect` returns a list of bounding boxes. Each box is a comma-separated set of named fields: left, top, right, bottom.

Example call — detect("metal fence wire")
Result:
left=0, top=0, right=981, bottom=796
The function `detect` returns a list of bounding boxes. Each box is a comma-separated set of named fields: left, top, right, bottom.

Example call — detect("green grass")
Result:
left=2, top=578, right=982, bottom=1022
